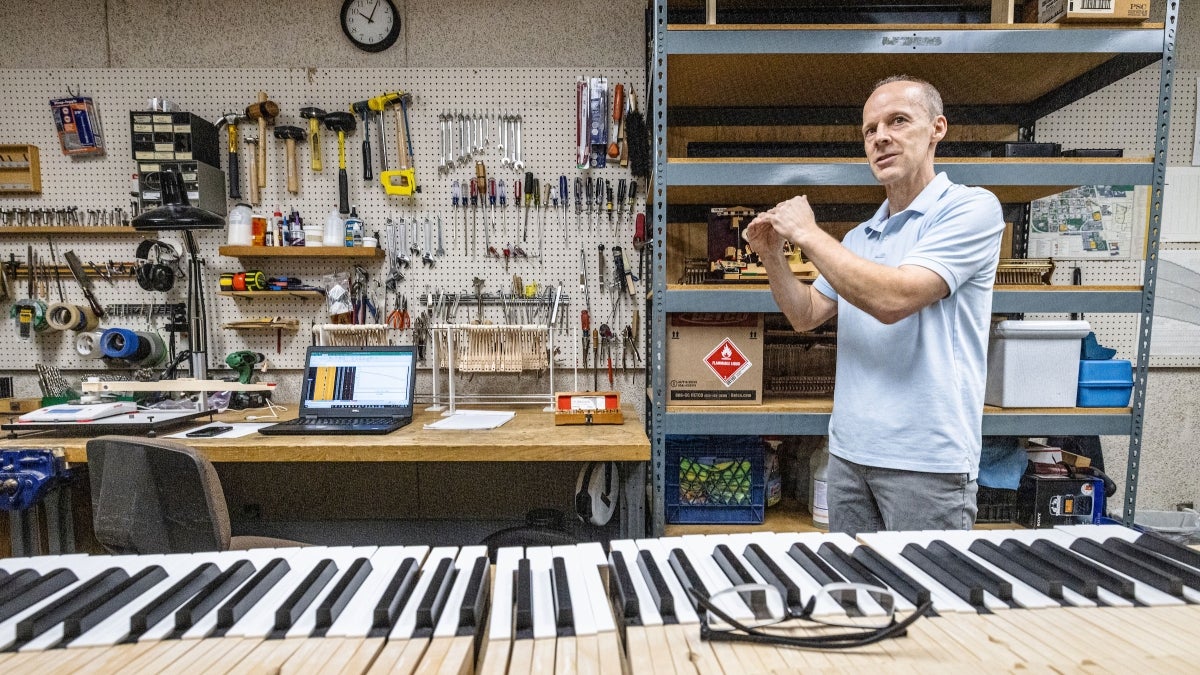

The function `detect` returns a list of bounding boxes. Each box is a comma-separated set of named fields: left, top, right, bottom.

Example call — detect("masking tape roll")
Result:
left=220, top=273, right=234, bottom=291
left=233, top=272, right=247, bottom=291
left=75, top=330, right=104, bottom=358
left=46, top=302, right=82, bottom=331
left=136, top=331, right=166, bottom=367
left=245, top=270, right=266, bottom=291
left=80, top=304, right=99, bottom=331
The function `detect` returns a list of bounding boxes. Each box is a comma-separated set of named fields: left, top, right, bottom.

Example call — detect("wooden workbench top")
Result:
left=0, top=405, right=649, bottom=465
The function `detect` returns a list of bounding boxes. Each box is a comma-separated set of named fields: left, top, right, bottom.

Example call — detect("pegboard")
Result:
left=1034, top=65, right=1199, bottom=368
left=0, top=68, right=645, bottom=384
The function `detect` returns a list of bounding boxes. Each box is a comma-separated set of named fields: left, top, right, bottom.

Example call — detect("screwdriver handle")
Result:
left=628, top=180, right=638, bottom=213
left=608, top=84, right=624, bottom=158
left=514, top=176, right=523, bottom=205
left=469, top=177, right=478, bottom=205
left=498, top=178, right=507, bottom=207
left=451, top=178, right=460, bottom=206
left=559, top=175, right=569, bottom=208
left=542, top=182, right=551, bottom=209
left=476, top=160, right=487, bottom=192
left=532, top=178, right=540, bottom=207
left=488, top=178, right=496, bottom=205
left=524, top=172, right=534, bottom=206
left=581, top=309, right=590, bottom=331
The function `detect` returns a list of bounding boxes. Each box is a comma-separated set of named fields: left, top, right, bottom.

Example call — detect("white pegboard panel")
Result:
left=0, top=68, right=645, bottom=377
left=1035, top=65, right=1163, bottom=157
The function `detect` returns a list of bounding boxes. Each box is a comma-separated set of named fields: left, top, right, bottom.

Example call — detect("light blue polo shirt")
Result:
left=813, top=172, right=1004, bottom=479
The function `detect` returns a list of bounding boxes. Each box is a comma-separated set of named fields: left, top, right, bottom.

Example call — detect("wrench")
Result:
left=436, top=215, right=446, bottom=257
left=422, top=217, right=434, bottom=267
left=512, top=115, right=524, bottom=172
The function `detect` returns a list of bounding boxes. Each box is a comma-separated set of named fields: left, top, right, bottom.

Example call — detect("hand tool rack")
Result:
left=426, top=322, right=559, bottom=414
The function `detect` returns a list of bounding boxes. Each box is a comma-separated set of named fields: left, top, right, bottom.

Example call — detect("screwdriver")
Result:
left=616, top=178, right=627, bottom=230
left=581, top=308, right=590, bottom=376
left=608, top=84, right=625, bottom=160
left=451, top=178, right=461, bottom=252
left=605, top=181, right=614, bottom=225
left=593, top=177, right=605, bottom=231
left=559, top=175, right=569, bottom=243
left=496, top=177, right=506, bottom=237
left=592, top=327, right=599, bottom=390
left=513, top=176, right=523, bottom=243
left=574, top=176, right=584, bottom=233
left=584, top=175, right=594, bottom=230
left=486, top=177, right=496, bottom=253
left=534, top=178, right=543, bottom=264
left=628, top=179, right=638, bottom=219
left=523, top=171, right=534, bottom=242
left=469, top=177, right=479, bottom=258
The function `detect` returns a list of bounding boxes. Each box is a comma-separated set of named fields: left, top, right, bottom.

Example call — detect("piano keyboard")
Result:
left=0, top=524, right=1196, bottom=673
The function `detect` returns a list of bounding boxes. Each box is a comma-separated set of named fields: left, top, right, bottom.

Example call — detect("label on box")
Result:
left=705, top=338, right=752, bottom=386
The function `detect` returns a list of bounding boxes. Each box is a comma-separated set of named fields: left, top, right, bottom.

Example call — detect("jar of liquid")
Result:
left=250, top=215, right=268, bottom=246
left=226, top=203, right=252, bottom=246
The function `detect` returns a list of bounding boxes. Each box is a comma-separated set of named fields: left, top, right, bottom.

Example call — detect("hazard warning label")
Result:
left=704, top=338, right=751, bottom=387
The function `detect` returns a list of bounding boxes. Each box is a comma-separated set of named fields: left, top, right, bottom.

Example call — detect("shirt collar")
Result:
left=865, top=172, right=952, bottom=235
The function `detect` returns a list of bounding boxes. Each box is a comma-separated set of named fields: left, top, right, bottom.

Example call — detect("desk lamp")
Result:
left=131, top=170, right=224, bottom=397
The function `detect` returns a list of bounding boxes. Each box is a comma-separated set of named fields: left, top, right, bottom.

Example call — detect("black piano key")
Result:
left=1132, top=531, right=1200, bottom=570
left=1000, top=540, right=1097, bottom=599
left=787, top=543, right=845, bottom=587
left=16, top=567, right=130, bottom=642
left=608, top=550, right=640, bottom=624
left=636, top=550, right=675, bottom=623
left=900, top=543, right=986, bottom=609
left=273, top=559, right=338, bottom=634
left=817, top=543, right=886, bottom=588
left=927, top=541, right=1014, bottom=603
left=370, top=558, right=418, bottom=636
left=851, top=546, right=932, bottom=607
left=129, top=563, right=220, bottom=636
left=174, top=560, right=256, bottom=634
left=215, top=558, right=290, bottom=632
left=0, top=569, right=38, bottom=605
left=0, top=569, right=78, bottom=624
left=457, top=556, right=489, bottom=636
left=968, top=540, right=1064, bottom=601
left=413, top=557, right=455, bottom=638
left=743, top=543, right=803, bottom=610
left=514, top=558, right=533, bottom=639
left=1029, top=540, right=1136, bottom=600
left=1109, top=539, right=1200, bottom=590
left=667, top=548, right=710, bottom=612
left=62, top=565, right=169, bottom=641
left=551, top=556, right=574, bottom=636
left=1069, top=538, right=1184, bottom=597
left=314, top=558, right=372, bottom=634
left=711, top=544, right=771, bottom=619
left=0, top=569, right=8, bottom=585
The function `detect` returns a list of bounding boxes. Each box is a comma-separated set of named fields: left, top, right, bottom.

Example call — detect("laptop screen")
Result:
left=299, top=346, right=416, bottom=414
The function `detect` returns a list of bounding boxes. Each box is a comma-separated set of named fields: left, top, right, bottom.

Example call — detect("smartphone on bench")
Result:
left=186, top=425, right=233, bottom=438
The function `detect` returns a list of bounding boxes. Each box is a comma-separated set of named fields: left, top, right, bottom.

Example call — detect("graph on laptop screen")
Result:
left=302, top=348, right=414, bottom=410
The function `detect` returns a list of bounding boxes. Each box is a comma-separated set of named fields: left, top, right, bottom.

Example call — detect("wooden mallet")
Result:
left=244, top=91, right=278, bottom=189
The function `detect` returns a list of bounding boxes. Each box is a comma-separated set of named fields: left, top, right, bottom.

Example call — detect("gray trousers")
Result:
left=826, top=453, right=978, bottom=536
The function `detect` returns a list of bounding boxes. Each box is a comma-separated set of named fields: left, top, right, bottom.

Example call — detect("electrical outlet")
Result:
left=1177, top=501, right=1195, bottom=511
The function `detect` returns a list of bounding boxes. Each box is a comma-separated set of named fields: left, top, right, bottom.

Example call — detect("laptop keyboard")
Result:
left=294, top=416, right=396, bottom=426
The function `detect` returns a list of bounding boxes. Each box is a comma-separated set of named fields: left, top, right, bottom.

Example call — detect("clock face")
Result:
left=341, top=0, right=401, bottom=53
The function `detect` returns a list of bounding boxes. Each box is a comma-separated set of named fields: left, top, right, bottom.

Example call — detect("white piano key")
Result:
left=176, top=548, right=295, bottom=641
left=607, top=539, right=662, bottom=627
left=754, top=532, right=853, bottom=618
left=524, top=546, right=557, bottom=640
left=67, top=552, right=223, bottom=649
left=432, top=545, right=488, bottom=639
left=677, top=534, right=757, bottom=623
left=551, top=544, right=596, bottom=637
left=387, top=546, right=458, bottom=640
left=0, top=555, right=122, bottom=650
left=932, top=530, right=1063, bottom=609
left=576, top=541, right=618, bottom=634
left=285, top=546, right=378, bottom=638
left=327, top=545, right=428, bottom=638
left=487, top=546, right=523, bottom=642
left=634, top=537, right=698, bottom=625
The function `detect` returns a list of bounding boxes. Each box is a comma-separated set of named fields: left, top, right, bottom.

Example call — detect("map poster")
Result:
left=1029, top=185, right=1148, bottom=260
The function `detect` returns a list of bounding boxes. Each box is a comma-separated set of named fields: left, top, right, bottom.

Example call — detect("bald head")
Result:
left=870, top=75, right=943, bottom=122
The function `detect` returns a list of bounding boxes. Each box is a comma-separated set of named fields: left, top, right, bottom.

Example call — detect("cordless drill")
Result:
left=225, top=350, right=268, bottom=409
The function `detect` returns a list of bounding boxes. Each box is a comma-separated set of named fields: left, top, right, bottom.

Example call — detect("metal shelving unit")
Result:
left=648, top=4, right=1178, bottom=535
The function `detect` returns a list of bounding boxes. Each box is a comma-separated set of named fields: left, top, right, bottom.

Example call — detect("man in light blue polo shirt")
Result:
left=745, top=75, right=1004, bottom=534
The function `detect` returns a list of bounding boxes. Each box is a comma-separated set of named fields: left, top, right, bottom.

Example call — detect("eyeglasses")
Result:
left=687, top=582, right=933, bottom=650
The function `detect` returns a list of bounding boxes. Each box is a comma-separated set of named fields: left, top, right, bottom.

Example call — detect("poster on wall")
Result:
left=1028, top=185, right=1148, bottom=260
left=1150, top=250, right=1200, bottom=358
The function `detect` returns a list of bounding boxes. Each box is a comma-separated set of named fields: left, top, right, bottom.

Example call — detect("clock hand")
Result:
left=358, top=10, right=371, bottom=20
left=367, top=0, right=379, bottom=21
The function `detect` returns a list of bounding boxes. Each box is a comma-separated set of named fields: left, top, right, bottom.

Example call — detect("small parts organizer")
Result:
left=427, top=323, right=558, bottom=413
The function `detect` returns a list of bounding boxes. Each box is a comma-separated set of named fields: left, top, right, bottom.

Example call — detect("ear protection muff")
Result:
left=575, top=461, right=619, bottom=526
left=135, top=239, right=179, bottom=292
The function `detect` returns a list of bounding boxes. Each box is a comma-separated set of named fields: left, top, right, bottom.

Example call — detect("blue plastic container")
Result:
left=1077, top=359, right=1133, bottom=407
left=666, top=435, right=765, bottom=524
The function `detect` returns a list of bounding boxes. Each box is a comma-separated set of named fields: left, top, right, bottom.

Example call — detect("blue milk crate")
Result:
left=666, top=435, right=765, bottom=524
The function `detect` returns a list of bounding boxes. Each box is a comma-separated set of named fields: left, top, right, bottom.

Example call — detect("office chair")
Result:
left=87, top=435, right=306, bottom=554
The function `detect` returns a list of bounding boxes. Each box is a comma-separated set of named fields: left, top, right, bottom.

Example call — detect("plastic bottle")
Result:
left=344, top=207, right=363, bottom=247
left=809, top=440, right=830, bottom=529
left=270, top=209, right=284, bottom=246
left=764, top=438, right=782, bottom=507
left=226, top=203, right=252, bottom=246
left=323, top=209, right=345, bottom=247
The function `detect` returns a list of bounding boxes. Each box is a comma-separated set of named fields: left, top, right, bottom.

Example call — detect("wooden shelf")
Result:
left=218, top=291, right=323, bottom=300
left=219, top=246, right=384, bottom=259
left=0, top=226, right=136, bottom=235
left=0, top=144, right=41, bottom=194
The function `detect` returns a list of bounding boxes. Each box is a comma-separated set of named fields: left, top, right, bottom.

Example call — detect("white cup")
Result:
left=362, top=236, right=378, bottom=248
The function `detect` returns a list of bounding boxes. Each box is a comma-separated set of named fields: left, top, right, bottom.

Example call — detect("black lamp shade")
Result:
left=132, top=170, right=225, bottom=230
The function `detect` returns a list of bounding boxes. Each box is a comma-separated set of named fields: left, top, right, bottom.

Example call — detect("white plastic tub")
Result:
left=985, top=319, right=1091, bottom=407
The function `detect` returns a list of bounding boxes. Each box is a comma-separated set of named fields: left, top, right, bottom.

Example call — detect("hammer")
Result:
left=351, top=100, right=373, bottom=181
left=244, top=91, right=279, bottom=189
left=299, top=107, right=326, bottom=172
left=274, top=125, right=306, bottom=195
left=244, top=136, right=260, bottom=205
left=216, top=112, right=243, bottom=199
left=323, top=112, right=356, bottom=214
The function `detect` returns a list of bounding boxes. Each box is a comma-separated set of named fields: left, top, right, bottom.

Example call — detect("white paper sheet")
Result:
left=168, top=422, right=275, bottom=439
left=423, top=410, right=516, bottom=430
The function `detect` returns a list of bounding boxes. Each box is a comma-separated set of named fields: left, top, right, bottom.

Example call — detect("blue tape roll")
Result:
left=100, top=328, right=141, bottom=359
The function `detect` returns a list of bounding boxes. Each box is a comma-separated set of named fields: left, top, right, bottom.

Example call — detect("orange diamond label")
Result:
left=705, top=338, right=751, bottom=387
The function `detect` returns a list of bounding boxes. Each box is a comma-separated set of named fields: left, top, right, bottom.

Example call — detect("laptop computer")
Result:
left=259, top=345, right=418, bottom=435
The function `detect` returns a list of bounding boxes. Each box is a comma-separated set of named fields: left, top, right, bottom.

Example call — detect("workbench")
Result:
left=1, top=405, right=649, bottom=555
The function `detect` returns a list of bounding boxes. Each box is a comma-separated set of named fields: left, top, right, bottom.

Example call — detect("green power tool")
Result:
left=225, top=350, right=265, bottom=385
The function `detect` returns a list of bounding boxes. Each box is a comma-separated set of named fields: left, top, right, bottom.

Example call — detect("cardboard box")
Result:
left=1038, top=0, right=1149, bottom=23
left=668, top=313, right=764, bottom=405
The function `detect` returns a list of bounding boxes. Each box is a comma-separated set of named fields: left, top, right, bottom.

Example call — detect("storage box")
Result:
left=666, top=435, right=764, bottom=524
left=667, top=313, right=764, bottom=405
left=554, top=392, right=624, bottom=425
left=985, top=320, right=1090, bottom=407
left=1077, top=359, right=1133, bottom=407
left=1038, top=0, right=1149, bottom=23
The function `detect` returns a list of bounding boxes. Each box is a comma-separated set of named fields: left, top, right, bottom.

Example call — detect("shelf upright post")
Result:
left=1125, top=5, right=1178, bottom=525
left=650, top=0, right=669, bottom=536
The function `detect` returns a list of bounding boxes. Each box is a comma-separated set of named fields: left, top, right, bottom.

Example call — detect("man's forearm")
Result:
left=801, top=227, right=934, bottom=324
left=760, top=248, right=827, bottom=332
